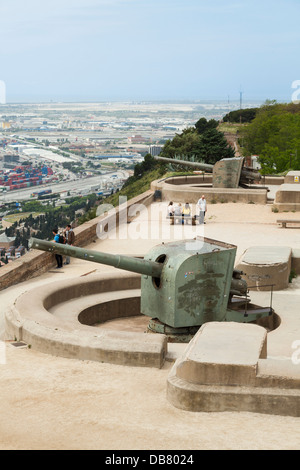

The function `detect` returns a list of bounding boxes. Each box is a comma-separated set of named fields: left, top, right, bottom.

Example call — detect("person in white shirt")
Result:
left=196, top=195, right=207, bottom=224
left=167, top=202, right=175, bottom=217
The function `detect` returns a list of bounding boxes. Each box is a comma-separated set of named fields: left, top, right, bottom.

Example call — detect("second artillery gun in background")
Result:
left=29, top=236, right=273, bottom=340
left=154, top=155, right=261, bottom=188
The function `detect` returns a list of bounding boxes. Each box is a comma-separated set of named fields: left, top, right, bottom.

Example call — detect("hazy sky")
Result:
left=0, top=0, right=299, bottom=102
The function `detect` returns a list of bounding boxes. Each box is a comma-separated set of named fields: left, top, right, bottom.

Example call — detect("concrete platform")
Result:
left=167, top=322, right=300, bottom=416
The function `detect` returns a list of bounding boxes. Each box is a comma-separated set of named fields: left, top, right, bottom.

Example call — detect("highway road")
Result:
left=0, top=170, right=129, bottom=204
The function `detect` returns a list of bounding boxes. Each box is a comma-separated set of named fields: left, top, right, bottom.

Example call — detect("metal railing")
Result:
left=235, top=284, right=275, bottom=317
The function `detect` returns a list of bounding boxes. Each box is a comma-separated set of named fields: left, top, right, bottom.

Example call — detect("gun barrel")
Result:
left=240, top=166, right=261, bottom=183
left=154, top=156, right=213, bottom=172
left=29, top=238, right=163, bottom=278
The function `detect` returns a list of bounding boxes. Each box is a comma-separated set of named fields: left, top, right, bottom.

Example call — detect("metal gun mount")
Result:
left=154, top=155, right=261, bottom=188
left=29, top=237, right=272, bottom=334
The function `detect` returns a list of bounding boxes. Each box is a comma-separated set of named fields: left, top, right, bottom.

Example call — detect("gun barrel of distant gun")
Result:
left=154, top=156, right=213, bottom=172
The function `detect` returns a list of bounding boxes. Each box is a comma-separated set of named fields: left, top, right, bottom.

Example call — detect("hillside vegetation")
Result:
left=239, top=101, right=300, bottom=173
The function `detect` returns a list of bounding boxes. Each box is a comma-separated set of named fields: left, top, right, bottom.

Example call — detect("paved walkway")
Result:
left=0, top=201, right=300, bottom=450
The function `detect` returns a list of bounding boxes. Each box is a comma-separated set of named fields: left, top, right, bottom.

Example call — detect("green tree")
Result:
left=223, top=108, right=258, bottom=123
left=123, top=154, right=162, bottom=187
left=240, top=102, right=300, bottom=173
left=160, top=128, right=202, bottom=161
left=195, top=118, right=218, bottom=134
left=160, top=119, right=234, bottom=165
left=14, top=229, right=21, bottom=248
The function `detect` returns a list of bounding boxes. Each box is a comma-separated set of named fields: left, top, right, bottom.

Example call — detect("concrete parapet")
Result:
left=167, top=322, right=300, bottom=416
left=0, top=250, right=54, bottom=292
left=235, top=246, right=292, bottom=291
left=262, top=175, right=284, bottom=185
left=292, top=248, right=300, bottom=275
left=151, top=177, right=268, bottom=204
left=284, top=171, right=300, bottom=184
left=273, top=184, right=300, bottom=212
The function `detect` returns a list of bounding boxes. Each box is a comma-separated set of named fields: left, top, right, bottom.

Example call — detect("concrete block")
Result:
left=273, top=184, right=300, bottom=211
left=235, top=246, right=292, bottom=290
left=284, top=171, right=300, bottom=184
left=167, top=322, right=300, bottom=416
left=174, top=322, right=267, bottom=387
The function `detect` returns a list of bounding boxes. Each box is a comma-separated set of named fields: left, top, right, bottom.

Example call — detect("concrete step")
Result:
left=167, top=322, right=300, bottom=416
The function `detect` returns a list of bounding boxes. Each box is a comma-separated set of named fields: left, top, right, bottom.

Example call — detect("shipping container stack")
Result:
left=0, top=164, right=53, bottom=191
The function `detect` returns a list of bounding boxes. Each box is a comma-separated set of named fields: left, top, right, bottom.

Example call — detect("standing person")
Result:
left=167, top=201, right=175, bottom=217
left=64, top=224, right=75, bottom=265
left=52, top=228, right=63, bottom=269
left=197, top=194, right=207, bottom=224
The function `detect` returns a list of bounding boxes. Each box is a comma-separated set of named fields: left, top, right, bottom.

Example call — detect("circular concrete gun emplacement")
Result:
left=5, top=236, right=283, bottom=369
left=151, top=155, right=269, bottom=204
left=5, top=272, right=167, bottom=368
left=5, top=265, right=279, bottom=367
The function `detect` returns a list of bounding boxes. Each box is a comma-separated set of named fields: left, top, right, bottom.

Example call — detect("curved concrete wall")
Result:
left=5, top=271, right=167, bottom=368
left=42, top=274, right=141, bottom=311
left=78, top=297, right=141, bottom=326
left=151, top=177, right=268, bottom=204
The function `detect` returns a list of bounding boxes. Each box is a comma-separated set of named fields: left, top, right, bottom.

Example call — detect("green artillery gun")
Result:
left=29, top=237, right=273, bottom=339
left=154, top=155, right=261, bottom=188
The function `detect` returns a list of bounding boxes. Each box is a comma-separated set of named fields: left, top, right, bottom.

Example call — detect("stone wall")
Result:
left=0, top=190, right=154, bottom=292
